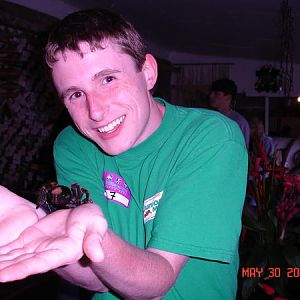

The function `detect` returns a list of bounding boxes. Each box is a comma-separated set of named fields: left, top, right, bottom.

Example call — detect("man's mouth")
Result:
left=98, top=115, right=125, bottom=133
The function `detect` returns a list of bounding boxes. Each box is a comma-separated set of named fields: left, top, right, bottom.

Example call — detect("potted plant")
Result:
left=239, top=144, right=300, bottom=300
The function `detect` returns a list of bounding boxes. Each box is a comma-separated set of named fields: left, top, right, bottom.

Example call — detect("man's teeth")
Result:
left=98, top=115, right=125, bottom=133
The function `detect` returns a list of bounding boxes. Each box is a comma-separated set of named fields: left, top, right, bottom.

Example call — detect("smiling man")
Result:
left=0, top=9, right=248, bottom=300
left=50, top=41, right=164, bottom=155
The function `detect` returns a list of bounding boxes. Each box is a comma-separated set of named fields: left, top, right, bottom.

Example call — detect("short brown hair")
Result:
left=45, top=9, right=147, bottom=70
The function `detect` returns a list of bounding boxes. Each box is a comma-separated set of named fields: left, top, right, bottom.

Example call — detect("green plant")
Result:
left=255, top=64, right=282, bottom=93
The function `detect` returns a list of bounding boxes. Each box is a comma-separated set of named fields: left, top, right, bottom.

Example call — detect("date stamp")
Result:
left=241, top=267, right=300, bottom=278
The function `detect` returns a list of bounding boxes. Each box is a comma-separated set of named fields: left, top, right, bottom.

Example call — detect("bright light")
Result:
left=297, top=96, right=300, bottom=103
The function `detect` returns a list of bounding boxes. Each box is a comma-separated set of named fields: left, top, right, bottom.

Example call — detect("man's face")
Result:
left=51, top=41, right=161, bottom=155
left=209, top=91, right=230, bottom=112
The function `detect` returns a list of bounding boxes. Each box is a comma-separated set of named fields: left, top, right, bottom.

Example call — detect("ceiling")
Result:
left=60, top=0, right=300, bottom=63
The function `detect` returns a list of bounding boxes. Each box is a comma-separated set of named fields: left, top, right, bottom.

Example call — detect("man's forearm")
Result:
left=54, top=229, right=176, bottom=299
left=55, top=256, right=109, bottom=293
left=88, top=229, right=180, bottom=300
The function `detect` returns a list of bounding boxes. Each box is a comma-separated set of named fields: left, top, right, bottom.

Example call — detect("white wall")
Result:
left=6, top=0, right=300, bottom=98
left=168, top=51, right=300, bottom=97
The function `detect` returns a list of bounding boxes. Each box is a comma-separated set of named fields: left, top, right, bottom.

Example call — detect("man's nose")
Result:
left=86, top=94, right=108, bottom=121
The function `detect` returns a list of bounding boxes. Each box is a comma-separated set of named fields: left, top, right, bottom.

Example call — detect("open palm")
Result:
left=0, top=203, right=107, bottom=282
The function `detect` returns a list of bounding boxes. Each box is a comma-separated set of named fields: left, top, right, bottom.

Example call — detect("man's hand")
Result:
left=0, top=186, right=42, bottom=246
left=0, top=203, right=107, bottom=282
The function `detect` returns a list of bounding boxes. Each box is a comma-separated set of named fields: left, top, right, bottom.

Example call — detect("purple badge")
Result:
left=103, top=172, right=131, bottom=207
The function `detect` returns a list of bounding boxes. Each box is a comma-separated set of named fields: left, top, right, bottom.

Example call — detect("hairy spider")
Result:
left=36, top=181, right=93, bottom=214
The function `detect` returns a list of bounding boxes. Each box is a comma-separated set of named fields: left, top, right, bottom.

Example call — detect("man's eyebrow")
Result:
left=92, top=69, right=121, bottom=81
left=60, top=87, right=78, bottom=100
left=59, top=69, right=121, bottom=99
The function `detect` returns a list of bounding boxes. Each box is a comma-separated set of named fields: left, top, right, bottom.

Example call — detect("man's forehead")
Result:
left=54, top=40, right=120, bottom=63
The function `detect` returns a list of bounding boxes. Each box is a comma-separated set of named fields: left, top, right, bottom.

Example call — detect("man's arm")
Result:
left=55, top=229, right=188, bottom=298
left=0, top=203, right=187, bottom=299
left=88, top=230, right=188, bottom=300
left=55, top=258, right=109, bottom=293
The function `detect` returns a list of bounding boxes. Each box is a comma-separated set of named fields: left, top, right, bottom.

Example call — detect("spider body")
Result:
left=36, top=182, right=93, bottom=214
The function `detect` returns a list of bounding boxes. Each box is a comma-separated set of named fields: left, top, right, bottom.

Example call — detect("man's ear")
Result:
left=142, top=54, right=158, bottom=90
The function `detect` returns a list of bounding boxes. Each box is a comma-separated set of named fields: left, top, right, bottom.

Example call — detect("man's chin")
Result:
left=98, top=144, right=130, bottom=156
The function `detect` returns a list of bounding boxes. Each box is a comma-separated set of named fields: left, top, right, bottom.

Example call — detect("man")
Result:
left=0, top=9, right=248, bottom=299
left=209, top=78, right=250, bottom=148
left=249, top=117, right=274, bottom=160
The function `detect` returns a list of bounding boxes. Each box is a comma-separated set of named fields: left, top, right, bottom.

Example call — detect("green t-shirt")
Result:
left=54, top=98, right=248, bottom=300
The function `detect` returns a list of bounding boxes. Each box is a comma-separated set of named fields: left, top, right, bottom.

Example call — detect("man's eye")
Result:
left=103, top=76, right=115, bottom=84
left=70, top=91, right=83, bottom=100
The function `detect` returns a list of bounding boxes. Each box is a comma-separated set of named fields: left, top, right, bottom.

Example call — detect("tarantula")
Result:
left=36, top=181, right=93, bottom=214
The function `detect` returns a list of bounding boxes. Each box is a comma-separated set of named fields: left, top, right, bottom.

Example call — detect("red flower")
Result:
left=276, top=199, right=299, bottom=222
left=254, top=157, right=262, bottom=173
left=254, top=138, right=268, bottom=167
left=258, top=283, right=275, bottom=295
left=283, top=175, right=296, bottom=194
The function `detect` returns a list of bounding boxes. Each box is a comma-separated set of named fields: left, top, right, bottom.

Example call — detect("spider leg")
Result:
left=36, top=186, right=48, bottom=209
left=36, top=182, right=59, bottom=213
left=71, top=183, right=82, bottom=206
left=81, top=188, right=93, bottom=204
